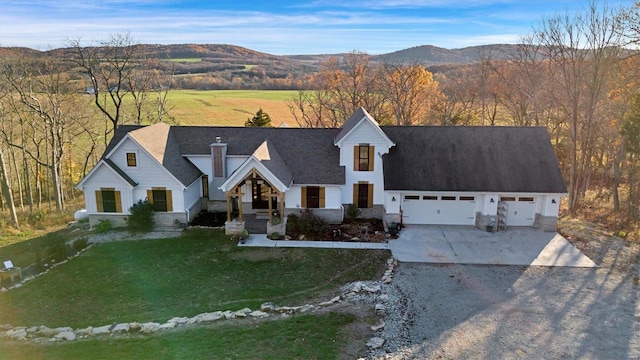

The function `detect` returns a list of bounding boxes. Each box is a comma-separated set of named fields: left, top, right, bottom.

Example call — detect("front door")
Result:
left=252, top=182, right=276, bottom=209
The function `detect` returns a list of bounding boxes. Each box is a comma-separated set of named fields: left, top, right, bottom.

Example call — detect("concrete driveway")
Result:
left=389, top=225, right=597, bottom=267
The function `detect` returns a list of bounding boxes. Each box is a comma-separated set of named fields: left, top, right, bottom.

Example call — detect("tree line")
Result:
left=1, top=2, right=639, bottom=231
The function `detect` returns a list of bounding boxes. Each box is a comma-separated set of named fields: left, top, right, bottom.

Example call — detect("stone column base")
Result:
left=225, top=221, right=245, bottom=236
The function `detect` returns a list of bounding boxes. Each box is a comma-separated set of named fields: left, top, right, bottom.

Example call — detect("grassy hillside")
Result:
left=166, top=90, right=299, bottom=126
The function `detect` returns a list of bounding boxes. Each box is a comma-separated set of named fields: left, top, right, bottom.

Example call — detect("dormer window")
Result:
left=126, top=152, right=137, bottom=167
left=354, top=144, right=375, bottom=171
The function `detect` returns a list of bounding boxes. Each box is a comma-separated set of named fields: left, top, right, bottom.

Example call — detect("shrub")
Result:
left=27, top=210, right=48, bottom=225
left=127, top=199, right=154, bottom=232
left=286, top=214, right=300, bottom=235
left=43, top=233, right=71, bottom=262
left=94, top=219, right=112, bottom=233
left=299, top=216, right=328, bottom=237
left=346, top=203, right=361, bottom=220
left=72, top=238, right=89, bottom=252
left=269, top=232, right=280, bottom=240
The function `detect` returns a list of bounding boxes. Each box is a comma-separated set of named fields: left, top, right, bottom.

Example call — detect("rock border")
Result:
left=0, top=245, right=95, bottom=293
left=0, top=257, right=398, bottom=345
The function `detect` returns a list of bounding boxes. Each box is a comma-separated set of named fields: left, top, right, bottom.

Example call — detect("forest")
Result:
left=0, top=3, right=639, bottom=238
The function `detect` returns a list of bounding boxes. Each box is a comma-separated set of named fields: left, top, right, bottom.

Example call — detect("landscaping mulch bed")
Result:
left=288, top=218, right=391, bottom=243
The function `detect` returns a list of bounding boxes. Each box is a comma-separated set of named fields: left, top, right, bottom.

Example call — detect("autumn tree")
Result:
left=290, top=51, right=389, bottom=127
left=380, top=63, right=443, bottom=125
left=621, top=93, right=640, bottom=220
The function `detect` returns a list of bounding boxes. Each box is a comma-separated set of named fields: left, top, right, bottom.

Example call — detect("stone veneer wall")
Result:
left=475, top=213, right=496, bottom=231
left=224, top=220, right=245, bottom=236
left=89, top=214, right=128, bottom=228
left=266, top=220, right=286, bottom=237
left=207, top=200, right=228, bottom=213
left=534, top=214, right=558, bottom=232
left=89, top=212, right=188, bottom=229
left=351, top=205, right=384, bottom=220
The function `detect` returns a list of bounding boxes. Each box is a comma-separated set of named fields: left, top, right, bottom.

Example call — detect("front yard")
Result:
left=0, top=228, right=390, bottom=358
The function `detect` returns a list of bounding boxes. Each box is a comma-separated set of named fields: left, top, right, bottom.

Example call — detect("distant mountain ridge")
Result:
left=1, top=43, right=520, bottom=66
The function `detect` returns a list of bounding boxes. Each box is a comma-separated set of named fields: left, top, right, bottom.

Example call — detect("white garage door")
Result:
left=402, top=195, right=476, bottom=225
left=500, top=196, right=536, bottom=226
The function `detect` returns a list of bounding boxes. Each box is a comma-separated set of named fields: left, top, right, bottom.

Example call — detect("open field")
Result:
left=166, top=90, right=299, bottom=126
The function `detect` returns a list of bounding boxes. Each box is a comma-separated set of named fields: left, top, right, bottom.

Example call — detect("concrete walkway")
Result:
left=389, top=225, right=597, bottom=267
left=238, top=226, right=597, bottom=268
left=238, top=234, right=390, bottom=250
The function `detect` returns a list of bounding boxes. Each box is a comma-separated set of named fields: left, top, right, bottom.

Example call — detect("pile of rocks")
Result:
left=340, top=257, right=400, bottom=354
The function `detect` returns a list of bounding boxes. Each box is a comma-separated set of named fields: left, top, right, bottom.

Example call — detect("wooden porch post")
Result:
left=268, top=188, right=273, bottom=223
left=226, top=191, right=231, bottom=221
left=279, top=193, right=284, bottom=221
left=236, top=187, right=243, bottom=222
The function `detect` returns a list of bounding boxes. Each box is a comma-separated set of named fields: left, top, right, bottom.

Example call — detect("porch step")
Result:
left=255, top=210, right=270, bottom=220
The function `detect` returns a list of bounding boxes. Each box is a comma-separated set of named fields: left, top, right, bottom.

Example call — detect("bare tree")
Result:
left=68, top=33, right=141, bottom=136
left=531, top=2, right=626, bottom=213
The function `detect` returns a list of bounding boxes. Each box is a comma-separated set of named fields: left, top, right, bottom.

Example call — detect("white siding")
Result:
left=109, top=138, right=182, bottom=188
left=227, top=156, right=249, bottom=177
left=82, top=164, right=133, bottom=214
left=185, top=155, right=212, bottom=178
left=285, top=185, right=342, bottom=209
left=184, top=179, right=202, bottom=212
left=106, top=137, right=186, bottom=213
left=338, top=120, right=392, bottom=206
left=540, top=195, right=561, bottom=216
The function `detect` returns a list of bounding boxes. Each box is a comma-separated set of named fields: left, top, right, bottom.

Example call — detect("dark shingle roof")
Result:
left=104, top=125, right=144, bottom=157
left=252, top=140, right=294, bottom=187
left=334, top=107, right=369, bottom=144
left=171, top=126, right=345, bottom=185
left=381, top=126, right=567, bottom=193
left=103, top=158, right=138, bottom=187
left=101, top=123, right=566, bottom=193
left=107, top=123, right=202, bottom=187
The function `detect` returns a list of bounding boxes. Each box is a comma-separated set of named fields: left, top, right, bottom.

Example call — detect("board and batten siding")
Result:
left=338, top=120, right=392, bottom=206
left=83, top=164, right=134, bottom=213
left=111, top=137, right=185, bottom=212
left=184, top=179, right=203, bottom=219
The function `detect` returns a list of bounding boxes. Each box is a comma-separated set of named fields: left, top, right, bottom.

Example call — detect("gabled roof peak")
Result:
left=334, top=107, right=394, bottom=147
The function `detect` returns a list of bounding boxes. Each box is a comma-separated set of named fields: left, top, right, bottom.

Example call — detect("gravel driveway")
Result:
left=371, top=263, right=639, bottom=359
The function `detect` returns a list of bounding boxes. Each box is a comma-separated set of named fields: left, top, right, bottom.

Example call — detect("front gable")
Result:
left=106, top=137, right=184, bottom=189
left=334, top=107, right=395, bottom=149
left=76, top=160, right=136, bottom=190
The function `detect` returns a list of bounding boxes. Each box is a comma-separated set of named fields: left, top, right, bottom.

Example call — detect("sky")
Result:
left=0, top=0, right=633, bottom=55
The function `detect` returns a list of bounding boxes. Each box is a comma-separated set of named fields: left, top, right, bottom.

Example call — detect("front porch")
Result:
left=222, top=169, right=286, bottom=236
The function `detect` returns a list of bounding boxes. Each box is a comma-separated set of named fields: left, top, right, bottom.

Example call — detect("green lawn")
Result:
left=0, top=228, right=389, bottom=328
left=0, top=313, right=356, bottom=360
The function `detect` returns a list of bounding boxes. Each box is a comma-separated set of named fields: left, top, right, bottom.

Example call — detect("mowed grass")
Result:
left=0, top=228, right=389, bottom=328
left=0, top=313, right=355, bottom=360
left=167, top=90, right=299, bottom=126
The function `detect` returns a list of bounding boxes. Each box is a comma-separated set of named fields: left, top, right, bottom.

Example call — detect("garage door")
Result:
left=500, top=196, right=535, bottom=226
left=402, top=195, right=476, bottom=225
